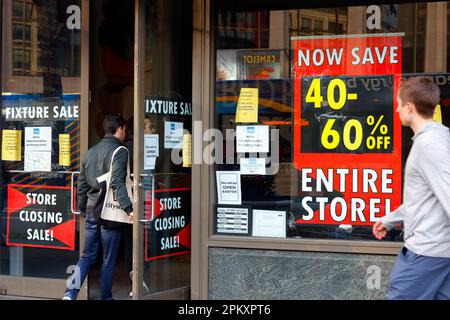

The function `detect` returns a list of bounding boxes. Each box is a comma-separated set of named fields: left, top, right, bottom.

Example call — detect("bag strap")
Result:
left=98, top=146, right=130, bottom=184
left=108, top=146, right=129, bottom=178
left=109, top=146, right=128, bottom=169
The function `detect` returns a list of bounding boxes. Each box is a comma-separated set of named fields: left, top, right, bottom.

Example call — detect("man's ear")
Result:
left=406, top=102, right=415, bottom=114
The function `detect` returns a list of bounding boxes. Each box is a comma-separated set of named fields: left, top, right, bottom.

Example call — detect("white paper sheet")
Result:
left=240, top=158, right=266, bottom=175
left=164, top=121, right=183, bottom=149
left=24, top=127, right=52, bottom=172
left=25, top=151, right=52, bottom=172
left=144, top=134, right=159, bottom=170
left=216, top=171, right=242, bottom=205
left=252, top=210, right=286, bottom=238
left=236, top=125, right=269, bottom=153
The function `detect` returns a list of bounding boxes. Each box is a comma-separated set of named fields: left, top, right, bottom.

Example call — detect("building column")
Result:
left=347, top=6, right=366, bottom=34
left=425, top=2, right=447, bottom=72
left=192, top=0, right=211, bottom=300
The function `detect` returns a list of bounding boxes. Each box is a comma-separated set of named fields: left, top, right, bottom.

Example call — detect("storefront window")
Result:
left=214, top=2, right=449, bottom=241
left=1, top=0, right=82, bottom=281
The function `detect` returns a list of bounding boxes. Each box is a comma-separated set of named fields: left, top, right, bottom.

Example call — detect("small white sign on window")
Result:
left=236, top=125, right=269, bottom=153
left=240, top=158, right=266, bottom=175
left=252, top=210, right=286, bottom=238
left=164, top=121, right=183, bottom=149
left=24, top=127, right=52, bottom=172
left=216, top=171, right=242, bottom=205
left=144, top=134, right=159, bottom=170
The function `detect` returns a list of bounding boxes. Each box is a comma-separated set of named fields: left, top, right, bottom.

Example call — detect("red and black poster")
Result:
left=292, top=34, right=403, bottom=226
left=144, top=187, right=191, bottom=261
left=6, top=184, right=76, bottom=250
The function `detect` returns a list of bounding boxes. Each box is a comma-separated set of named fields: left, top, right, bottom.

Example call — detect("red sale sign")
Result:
left=144, top=187, right=191, bottom=261
left=292, top=34, right=403, bottom=226
left=7, top=184, right=76, bottom=250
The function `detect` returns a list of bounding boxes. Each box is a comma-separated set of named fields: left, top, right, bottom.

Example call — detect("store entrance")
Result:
left=132, top=0, right=192, bottom=300
left=87, top=0, right=192, bottom=300
left=87, top=0, right=134, bottom=300
left=0, top=0, right=191, bottom=300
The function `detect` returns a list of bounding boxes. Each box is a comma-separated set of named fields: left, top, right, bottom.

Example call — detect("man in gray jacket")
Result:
left=64, top=114, right=133, bottom=300
left=373, top=76, right=450, bottom=300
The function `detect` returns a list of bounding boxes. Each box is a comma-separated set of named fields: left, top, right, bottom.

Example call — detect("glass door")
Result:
left=132, top=0, right=192, bottom=300
left=0, top=0, right=88, bottom=298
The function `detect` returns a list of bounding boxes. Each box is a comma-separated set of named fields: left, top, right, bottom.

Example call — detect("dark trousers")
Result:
left=388, top=247, right=450, bottom=300
left=123, top=223, right=133, bottom=284
left=64, top=212, right=122, bottom=300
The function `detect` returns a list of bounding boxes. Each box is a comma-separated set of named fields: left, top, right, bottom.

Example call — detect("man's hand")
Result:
left=129, top=212, right=134, bottom=223
left=373, top=220, right=387, bottom=240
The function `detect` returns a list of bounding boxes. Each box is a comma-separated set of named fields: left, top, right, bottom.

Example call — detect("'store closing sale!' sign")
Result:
left=292, top=34, right=403, bottom=226
left=144, top=188, right=191, bottom=261
left=7, top=185, right=75, bottom=250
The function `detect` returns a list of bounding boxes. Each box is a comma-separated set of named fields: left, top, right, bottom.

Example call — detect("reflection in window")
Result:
left=8, top=1, right=81, bottom=77
left=12, top=23, right=31, bottom=42
left=24, top=25, right=31, bottom=41
left=328, top=21, right=336, bottom=33
left=314, top=20, right=323, bottom=32
left=12, top=49, right=31, bottom=74
left=13, top=0, right=24, bottom=17
left=13, top=49, right=24, bottom=69
left=327, top=21, right=345, bottom=34
left=301, top=17, right=311, bottom=31
left=288, top=9, right=348, bottom=37
left=217, top=11, right=270, bottom=49
left=214, top=3, right=437, bottom=241
left=12, top=23, right=24, bottom=40
left=12, top=0, right=33, bottom=19
left=25, top=3, right=33, bottom=19
left=1, top=0, right=82, bottom=282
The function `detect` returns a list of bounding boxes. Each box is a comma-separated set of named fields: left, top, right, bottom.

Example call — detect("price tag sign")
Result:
left=292, top=34, right=403, bottom=226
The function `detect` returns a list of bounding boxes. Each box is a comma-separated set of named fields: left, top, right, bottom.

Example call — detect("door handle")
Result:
left=139, top=173, right=155, bottom=224
left=137, top=173, right=152, bottom=187
left=71, top=172, right=81, bottom=215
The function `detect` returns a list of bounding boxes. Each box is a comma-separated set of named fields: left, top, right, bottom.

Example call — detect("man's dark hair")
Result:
left=103, top=114, right=127, bottom=135
left=399, top=76, right=440, bottom=118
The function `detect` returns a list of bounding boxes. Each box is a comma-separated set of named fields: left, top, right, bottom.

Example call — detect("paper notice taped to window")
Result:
left=216, top=171, right=242, bottom=205
left=240, top=158, right=266, bottom=175
left=252, top=210, right=286, bottom=238
left=235, top=88, right=258, bottom=123
left=164, top=121, right=183, bottom=149
left=182, top=133, right=192, bottom=168
left=144, top=134, right=159, bottom=170
left=236, top=125, right=269, bottom=153
left=24, top=127, right=52, bottom=172
left=434, top=105, right=442, bottom=124
left=1, top=129, right=22, bottom=161
left=59, top=134, right=71, bottom=166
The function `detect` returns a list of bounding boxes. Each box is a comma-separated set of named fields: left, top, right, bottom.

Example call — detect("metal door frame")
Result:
left=131, top=0, right=192, bottom=300
left=131, top=0, right=145, bottom=300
